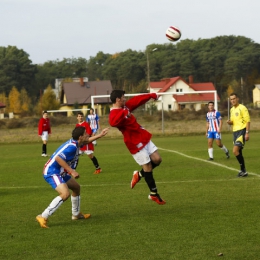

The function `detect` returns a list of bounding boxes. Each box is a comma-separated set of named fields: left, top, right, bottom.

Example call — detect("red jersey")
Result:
left=109, top=93, right=157, bottom=154
left=38, top=117, right=51, bottom=135
left=76, top=121, right=94, bottom=151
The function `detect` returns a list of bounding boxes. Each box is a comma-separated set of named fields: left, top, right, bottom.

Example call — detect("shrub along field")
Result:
left=0, top=132, right=260, bottom=259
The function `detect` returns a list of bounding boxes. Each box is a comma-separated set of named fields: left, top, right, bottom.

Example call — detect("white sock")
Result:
left=208, top=148, right=213, bottom=158
left=42, top=196, right=63, bottom=219
left=71, top=195, right=80, bottom=216
left=221, top=145, right=228, bottom=153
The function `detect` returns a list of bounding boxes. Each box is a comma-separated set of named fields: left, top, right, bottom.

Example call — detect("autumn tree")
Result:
left=36, top=85, right=60, bottom=114
left=20, top=88, right=32, bottom=115
left=8, top=86, right=21, bottom=113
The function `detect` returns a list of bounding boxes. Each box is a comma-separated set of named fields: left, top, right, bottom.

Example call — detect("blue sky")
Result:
left=1, top=0, right=259, bottom=64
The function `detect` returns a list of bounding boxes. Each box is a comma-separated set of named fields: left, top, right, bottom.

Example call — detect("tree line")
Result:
left=0, top=35, right=260, bottom=115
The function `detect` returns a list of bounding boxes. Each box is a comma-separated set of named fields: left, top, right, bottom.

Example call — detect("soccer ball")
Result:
left=165, top=26, right=181, bottom=42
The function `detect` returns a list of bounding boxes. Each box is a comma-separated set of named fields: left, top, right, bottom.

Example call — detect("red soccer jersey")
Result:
left=38, top=118, right=51, bottom=135
left=109, top=93, right=157, bottom=154
left=76, top=121, right=94, bottom=151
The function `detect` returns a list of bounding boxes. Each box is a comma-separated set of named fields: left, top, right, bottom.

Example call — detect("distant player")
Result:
left=38, top=110, right=51, bottom=157
left=76, top=112, right=102, bottom=174
left=86, top=108, right=100, bottom=145
left=206, top=101, right=229, bottom=160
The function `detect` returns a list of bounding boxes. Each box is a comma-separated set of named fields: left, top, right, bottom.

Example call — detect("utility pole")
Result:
left=146, top=48, right=158, bottom=92
left=241, top=77, right=244, bottom=104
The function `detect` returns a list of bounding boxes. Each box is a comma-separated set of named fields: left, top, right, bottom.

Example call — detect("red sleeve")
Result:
left=109, top=108, right=129, bottom=127
left=125, top=93, right=157, bottom=112
left=38, top=118, right=43, bottom=135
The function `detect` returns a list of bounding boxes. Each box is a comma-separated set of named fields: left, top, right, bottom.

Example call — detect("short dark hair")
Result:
left=230, top=92, right=238, bottom=98
left=90, top=108, right=94, bottom=112
left=77, top=111, right=83, bottom=116
left=72, top=126, right=85, bottom=140
left=110, top=90, right=125, bottom=103
left=43, top=110, right=48, bottom=114
left=208, top=101, right=214, bottom=105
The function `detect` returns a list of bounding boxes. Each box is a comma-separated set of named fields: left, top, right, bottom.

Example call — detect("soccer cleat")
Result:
left=226, top=150, right=230, bottom=159
left=148, top=193, right=166, bottom=205
left=36, top=215, right=49, bottom=228
left=131, top=171, right=141, bottom=189
left=93, top=168, right=102, bottom=174
left=208, top=158, right=214, bottom=161
left=72, top=212, right=91, bottom=220
left=237, top=171, right=248, bottom=177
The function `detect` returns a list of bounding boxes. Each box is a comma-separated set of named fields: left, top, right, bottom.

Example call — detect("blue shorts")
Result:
left=207, top=131, right=221, bottom=140
left=44, top=173, right=71, bottom=189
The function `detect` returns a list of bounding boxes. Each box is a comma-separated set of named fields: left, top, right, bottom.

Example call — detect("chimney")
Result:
left=188, top=75, right=193, bottom=84
left=80, top=77, right=84, bottom=86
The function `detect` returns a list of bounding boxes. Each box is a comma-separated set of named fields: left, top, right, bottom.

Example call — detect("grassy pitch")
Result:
left=0, top=133, right=260, bottom=260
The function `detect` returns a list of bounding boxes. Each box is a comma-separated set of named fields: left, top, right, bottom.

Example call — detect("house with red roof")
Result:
left=149, top=76, right=220, bottom=111
left=59, top=78, right=113, bottom=116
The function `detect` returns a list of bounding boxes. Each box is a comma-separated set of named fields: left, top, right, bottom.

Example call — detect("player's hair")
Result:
left=77, top=111, right=83, bottom=116
left=230, top=92, right=238, bottom=97
left=72, top=126, right=85, bottom=140
left=43, top=110, right=48, bottom=114
left=208, top=101, right=214, bottom=105
left=90, top=108, right=94, bottom=112
left=110, top=90, right=125, bottom=103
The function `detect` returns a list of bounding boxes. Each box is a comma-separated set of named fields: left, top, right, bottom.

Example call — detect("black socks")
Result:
left=91, top=156, right=100, bottom=169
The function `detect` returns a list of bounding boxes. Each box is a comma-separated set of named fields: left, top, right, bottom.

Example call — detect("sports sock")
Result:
left=139, top=169, right=144, bottom=177
left=91, top=156, right=100, bottom=169
left=42, top=196, right=64, bottom=219
left=236, top=153, right=246, bottom=171
left=208, top=148, right=213, bottom=158
left=71, top=195, right=80, bottom=216
left=144, top=171, right=157, bottom=193
left=42, top=144, right=46, bottom=154
left=221, top=145, right=228, bottom=153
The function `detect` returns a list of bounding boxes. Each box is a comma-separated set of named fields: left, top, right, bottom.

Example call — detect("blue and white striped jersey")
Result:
left=43, top=139, right=80, bottom=177
left=87, top=114, right=99, bottom=130
left=206, top=110, right=222, bottom=132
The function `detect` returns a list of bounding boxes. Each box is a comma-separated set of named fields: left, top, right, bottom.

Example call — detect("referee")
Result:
left=227, top=93, right=250, bottom=177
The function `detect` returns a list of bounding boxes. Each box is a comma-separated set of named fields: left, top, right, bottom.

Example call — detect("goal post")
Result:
left=91, top=90, right=218, bottom=111
left=91, top=90, right=218, bottom=134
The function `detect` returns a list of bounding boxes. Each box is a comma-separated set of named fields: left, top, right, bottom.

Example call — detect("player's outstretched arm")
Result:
left=88, top=127, right=109, bottom=142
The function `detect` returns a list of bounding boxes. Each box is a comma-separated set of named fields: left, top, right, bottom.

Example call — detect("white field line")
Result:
left=157, top=147, right=259, bottom=177
left=0, top=148, right=259, bottom=189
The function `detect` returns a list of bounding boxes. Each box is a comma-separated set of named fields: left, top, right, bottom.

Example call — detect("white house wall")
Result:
left=253, top=87, right=260, bottom=107
left=152, top=80, right=194, bottom=111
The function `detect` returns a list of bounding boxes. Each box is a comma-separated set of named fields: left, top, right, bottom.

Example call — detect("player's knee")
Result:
left=155, top=157, right=162, bottom=165
left=60, top=190, right=71, bottom=201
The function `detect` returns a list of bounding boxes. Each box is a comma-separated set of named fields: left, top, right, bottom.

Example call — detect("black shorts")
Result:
left=233, top=128, right=246, bottom=148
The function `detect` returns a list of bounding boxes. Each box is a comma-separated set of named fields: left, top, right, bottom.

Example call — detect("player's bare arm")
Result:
left=55, top=156, right=80, bottom=179
left=88, top=127, right=109, bottom=143
left=226, top=120, right=233, bottom=125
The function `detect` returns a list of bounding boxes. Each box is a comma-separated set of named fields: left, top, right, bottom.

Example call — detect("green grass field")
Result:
left=0, top=133, right=259, bottom=260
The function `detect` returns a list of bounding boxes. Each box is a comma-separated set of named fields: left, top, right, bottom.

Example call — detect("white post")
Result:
left=161, top=99, right=164, bottom=134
